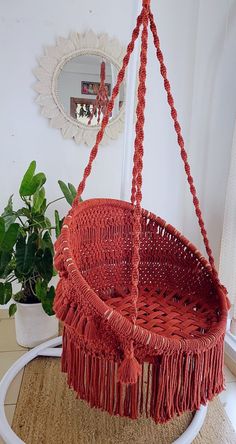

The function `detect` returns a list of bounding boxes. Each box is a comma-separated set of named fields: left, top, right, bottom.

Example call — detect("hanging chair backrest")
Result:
left=70, top=199, right=216, bottom=305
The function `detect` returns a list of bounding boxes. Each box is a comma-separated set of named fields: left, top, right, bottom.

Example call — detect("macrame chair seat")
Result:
left=53, top=0, right=229, bottom=425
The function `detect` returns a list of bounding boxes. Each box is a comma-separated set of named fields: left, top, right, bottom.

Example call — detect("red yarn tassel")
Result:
left=71, top=309, right=81, bottom=329
left=56, top=303, right=69, bottom=321
left=64, top=304, right=76, bottom=325
left=84, top=316, right=97, bottom=340
left=117, top=344, right=141, bottom=385
left=77, top=315, right=86, bottom=335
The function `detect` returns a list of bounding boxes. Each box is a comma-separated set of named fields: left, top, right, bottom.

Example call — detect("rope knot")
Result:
left=117, top=342, right=141, bottom=385
left=124, top=343, right=134, bottom=359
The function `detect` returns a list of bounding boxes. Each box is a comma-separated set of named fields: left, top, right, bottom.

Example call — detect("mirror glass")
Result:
left=57, top=54, right=125, bottom=127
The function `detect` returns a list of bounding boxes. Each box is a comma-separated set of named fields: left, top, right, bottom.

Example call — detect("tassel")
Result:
left=117, top=343, right=141, bottom=385
left=64, top=304, right=76, bottom=325
left=77, top=315, right=86, bottom=335
left=56, top=303, right=69, bottom=321
left=84, top=316, right=97, bottom=340
left=71, top=309, right=81, bottom=329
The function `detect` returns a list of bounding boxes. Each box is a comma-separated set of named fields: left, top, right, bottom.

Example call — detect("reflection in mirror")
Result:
left=57, top=55, right=125, bottom=127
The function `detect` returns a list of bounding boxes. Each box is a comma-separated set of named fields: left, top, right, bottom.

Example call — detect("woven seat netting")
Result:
left=53, top=0, right=229, bottom=423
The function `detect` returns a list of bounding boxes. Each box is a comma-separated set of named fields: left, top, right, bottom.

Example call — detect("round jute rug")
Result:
left=12, top=357, right=236, bottom=444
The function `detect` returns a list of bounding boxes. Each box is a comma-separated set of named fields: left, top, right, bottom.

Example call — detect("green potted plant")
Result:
left=0, top=161, right=77, bottom=347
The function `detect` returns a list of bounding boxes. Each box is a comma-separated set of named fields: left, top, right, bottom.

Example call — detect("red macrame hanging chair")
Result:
left=54, top=0, right=230, bottom=424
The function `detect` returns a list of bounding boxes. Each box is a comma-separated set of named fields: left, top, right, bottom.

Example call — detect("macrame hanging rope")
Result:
left=88, top=61, right=109, bottom=125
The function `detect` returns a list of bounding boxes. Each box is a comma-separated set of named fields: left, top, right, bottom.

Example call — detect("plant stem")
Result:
left=17, top=215, right=26, bottom=227
left=22, top=196, right=31, bottom=210
left=28, top=278, right=37, bottom=297
left=46, top=196, right=65, bottom=209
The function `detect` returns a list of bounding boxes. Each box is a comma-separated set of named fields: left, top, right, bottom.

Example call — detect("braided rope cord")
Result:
left=88, top=61, right=108, bottom=125
left=130, top=3, right=149, bottom=325
left=72, top=10, right=144, bottom=208
left=147, top=9, right=221, bottom=283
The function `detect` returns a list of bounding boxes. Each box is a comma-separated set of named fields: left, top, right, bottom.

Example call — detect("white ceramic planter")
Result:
left=15, top=302, right=58, bottom=348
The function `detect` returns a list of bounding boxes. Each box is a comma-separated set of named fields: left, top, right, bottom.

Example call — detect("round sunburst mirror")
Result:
left=33, top=31, right=126, bottom=146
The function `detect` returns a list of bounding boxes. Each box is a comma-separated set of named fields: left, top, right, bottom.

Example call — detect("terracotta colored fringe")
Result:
left=61, top=327, right=225, bottom=424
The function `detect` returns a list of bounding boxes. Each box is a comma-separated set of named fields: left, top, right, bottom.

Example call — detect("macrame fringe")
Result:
left=61, top=327, right=225, bottom=423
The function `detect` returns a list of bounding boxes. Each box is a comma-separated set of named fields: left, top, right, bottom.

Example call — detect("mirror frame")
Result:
left=33, top=31, right=126, bottom=146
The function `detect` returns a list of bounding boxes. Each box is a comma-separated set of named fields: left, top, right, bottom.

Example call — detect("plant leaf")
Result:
left=4, top=282, right=12, bottom=303
left=33, top=187, right=45, bottom=213
left=35, top=280, right=54, bottom=316
left=0, top=251, right=12, bottom=278
left=2, top=195, right=13, bottom=215
left=15, top=233, right=37, bottom=275
left=58, top=180, right=73, bottom=206
left=13, top=291, right=25, bottom=302
left=54, top=210, right=61, bottom=238
left=41, top=231, right=54, bottom=253
left=30, top=172, right=46, bottom=195
left=1, top=196, right=17, bottom=230
left=41, top=286, right=55, bottom=316
left=35, top=279, right=47, bottom=301
left=35, top=248, right=53, bottom=282
left=19, top=161, right=46, bottom=196
left=68, top=183, right=77, bottom=200
left=0, top=282, right=12, bottom=305
left=19, top=160, right=36, bottom=196
left=0, top=217, right=5, bottom=244
left=9, top=303, right=17, bottom=317
left=17, top=208, right=31, bottom=219
left=39, top=198, right=47, bottom=214
left=30, top=214, right=50, bottom=229
left=0, top=283, right=4, bottom=304
left=0, top=223, right=19, bottom=252
left=44, top=217, right=51, bottom=229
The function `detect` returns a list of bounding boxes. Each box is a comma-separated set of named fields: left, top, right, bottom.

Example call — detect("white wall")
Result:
left=1, top=0, right=236, bottom=266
